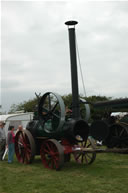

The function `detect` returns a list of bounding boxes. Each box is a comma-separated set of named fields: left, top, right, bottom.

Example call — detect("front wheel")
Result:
left=15, top=130, right=36, bottom=164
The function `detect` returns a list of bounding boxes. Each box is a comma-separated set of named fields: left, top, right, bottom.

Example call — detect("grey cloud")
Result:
left=1, top=1, right=128, bottom=112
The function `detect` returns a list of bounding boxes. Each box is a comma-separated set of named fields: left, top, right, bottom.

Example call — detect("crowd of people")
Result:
left=0, top=121, right=23, bottom=163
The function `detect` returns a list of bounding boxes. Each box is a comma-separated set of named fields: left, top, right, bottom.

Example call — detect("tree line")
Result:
left=9, top=94, right=114, bottom=121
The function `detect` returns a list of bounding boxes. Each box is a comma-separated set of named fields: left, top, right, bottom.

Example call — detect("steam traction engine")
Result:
left=90, top=99, right=128, bottom=149
left=15, top=21, right=96, bottom=170
left=15, top=21, right=128, bottom=170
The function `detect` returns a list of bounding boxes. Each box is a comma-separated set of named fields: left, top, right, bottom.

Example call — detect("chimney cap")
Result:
left=65, top=21, right=78, bottom=26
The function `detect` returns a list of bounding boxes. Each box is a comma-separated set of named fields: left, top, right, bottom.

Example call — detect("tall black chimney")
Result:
left=65, top=21, right=80, bottom=120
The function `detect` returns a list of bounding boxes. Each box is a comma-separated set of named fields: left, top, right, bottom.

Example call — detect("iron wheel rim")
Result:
left=15, top=130, right=36, bottom=164
left=40, top=139, right=64, bottom=170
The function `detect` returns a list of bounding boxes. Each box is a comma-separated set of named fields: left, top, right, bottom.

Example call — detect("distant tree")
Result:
left=22, top=98, right=39, bottom=112
left=62, top=94, right=72, bottom=108
left=9, top=103, right=22, bottom=114
left=85, top=95, right=112, bottom=103
left=62, top=94, right=111, bottom=106
left=85, top=95, right=112, bottom=121
left=8, top=98, right=39, bottom=113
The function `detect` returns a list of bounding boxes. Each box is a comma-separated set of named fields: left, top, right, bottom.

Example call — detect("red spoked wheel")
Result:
left=73, top=137, right=96, bottom=165
left=15, top=130, right=36, bottom=164
left=40, top=139, right=64, bottom=170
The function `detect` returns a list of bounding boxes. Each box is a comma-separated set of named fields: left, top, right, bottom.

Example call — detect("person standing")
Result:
left=7, top=126, right=15, bottom=163
left=0, top=121, right=6, bottom=161
left=18, top=125, right=23, bottom=131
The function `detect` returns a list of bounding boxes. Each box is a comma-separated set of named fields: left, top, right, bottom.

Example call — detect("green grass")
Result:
left=0, top=153, right=128, bottom=193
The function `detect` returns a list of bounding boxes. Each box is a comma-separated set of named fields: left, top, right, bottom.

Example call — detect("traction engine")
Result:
left=15, top=21, right=128, bottom=170
left=15, top=21, right=96, bottom=170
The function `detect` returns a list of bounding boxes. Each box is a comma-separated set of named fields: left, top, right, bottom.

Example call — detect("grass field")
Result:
left=0, top=153, right=128, bottom=193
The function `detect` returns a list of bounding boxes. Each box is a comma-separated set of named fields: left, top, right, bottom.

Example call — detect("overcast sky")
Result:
left=1, top=0, right=128, bottom=113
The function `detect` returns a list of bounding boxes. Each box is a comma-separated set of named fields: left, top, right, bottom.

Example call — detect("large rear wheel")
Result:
left=105, top=123, right=128, bottom=148
left=40, top=139, right=64, bottom=170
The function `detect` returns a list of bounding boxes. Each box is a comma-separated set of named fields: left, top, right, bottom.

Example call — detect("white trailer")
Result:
left=0, top=112, right=33, bottom=137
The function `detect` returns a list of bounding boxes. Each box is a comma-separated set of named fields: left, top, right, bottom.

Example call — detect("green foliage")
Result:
left=23, top=98, right=38, bottom=112
left=9, top=103, right=24, bottom=113
left=85, top=95, right=112, bottom=121
left=62, top=94, right=72, bottom=108
left=86, top=95, right=112, bottom=103
left=9, top=98, right=39, bottom=113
